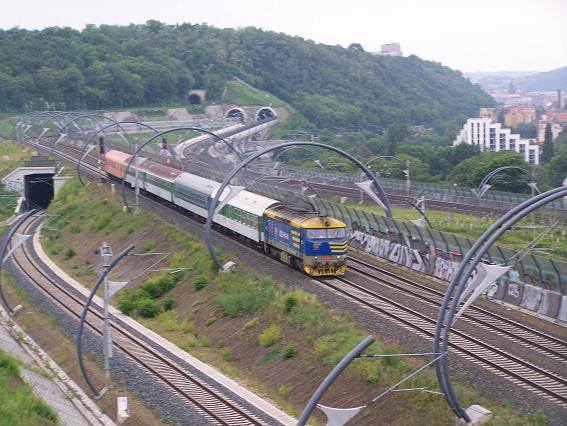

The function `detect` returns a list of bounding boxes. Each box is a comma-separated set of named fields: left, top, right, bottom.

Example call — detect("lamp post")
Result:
left=77, top=243, right=134, bottom=398
left=434, top=185, right=567, bottom=422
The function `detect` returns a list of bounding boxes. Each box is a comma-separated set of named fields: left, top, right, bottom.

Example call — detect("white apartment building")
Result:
left=453, top=118, right=540, bottom=164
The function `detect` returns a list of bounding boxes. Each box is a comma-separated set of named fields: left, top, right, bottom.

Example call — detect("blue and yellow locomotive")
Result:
left=263, top=205, right=348, bottom=276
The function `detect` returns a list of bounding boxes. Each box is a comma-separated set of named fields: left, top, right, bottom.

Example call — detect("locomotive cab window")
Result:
left=306, top=229, right=327, bottom=239
left=327, top=228, right=346, bottom=238
left=306, top=228, right=346, bottom=239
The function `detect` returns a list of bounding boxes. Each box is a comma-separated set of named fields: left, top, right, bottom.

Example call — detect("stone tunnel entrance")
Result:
left=24, top=173, right=54, bottom=209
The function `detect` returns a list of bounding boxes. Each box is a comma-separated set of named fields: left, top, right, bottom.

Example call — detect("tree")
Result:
left=541, top=123, right=554, bottom=163
left=544, top=146, right=567, bottom=187
left=384, top=123, right=409, bottom=156
left=348, top=43, right=365, bottom=52
left=449, top=151, right=531, bottom=193
left=512, top=123, right=537, bottom=139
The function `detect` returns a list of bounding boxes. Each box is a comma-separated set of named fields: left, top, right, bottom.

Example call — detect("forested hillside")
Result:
left=516, top=66, right=567, bottom=92
left=0, top=21, right=492, bottom=127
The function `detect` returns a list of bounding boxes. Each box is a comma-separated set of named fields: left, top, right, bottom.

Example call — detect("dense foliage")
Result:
left=0, top=22, right=492, bottom=128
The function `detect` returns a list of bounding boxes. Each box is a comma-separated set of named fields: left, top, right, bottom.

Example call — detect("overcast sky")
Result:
left=1, top=0, right=566, bottom=73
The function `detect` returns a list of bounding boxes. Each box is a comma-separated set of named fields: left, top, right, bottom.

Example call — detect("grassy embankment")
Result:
left=352, top=203, right=567, bottom=262
left=2, top=271, right=168, bottom=425
left=223, top=80, right=291, bottom=109
left=0, top=140, right=31, bottom=221
left=0, top=349, right=60, bottom=425
left=35, top=178, right=545, bottom=425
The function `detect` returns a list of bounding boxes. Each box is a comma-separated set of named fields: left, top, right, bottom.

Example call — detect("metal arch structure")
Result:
left=204, top=141, right=393, bottom=270
left=434, top=185, right=567, bottom=422
left=57, top=113, right=122, bottom=136
left=24, top=111, right=84, bottom=135
left=120, top=127, right=242, bottom=213
left=0, top=209, right=37, bottom=315
left=76, top=121, right=159, bottom=186
left=474, top=166, right=539, bottom=198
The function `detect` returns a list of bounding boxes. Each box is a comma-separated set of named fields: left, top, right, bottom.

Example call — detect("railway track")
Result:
left=8, top=212, right=269, bottom=426
left=26, top=135, right=567, bottom=415
left=347, top=256, right=567, bottom=362
left=313, top=272, right=567, bottom=409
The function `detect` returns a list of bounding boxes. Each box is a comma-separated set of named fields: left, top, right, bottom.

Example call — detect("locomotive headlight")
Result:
left=337, top=256, right=340, bottom=259
left=314, top=256, right=318, bottom=259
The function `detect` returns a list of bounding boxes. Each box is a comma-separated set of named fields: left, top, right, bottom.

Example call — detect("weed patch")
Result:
left=258, top=324, right=281, bottom=347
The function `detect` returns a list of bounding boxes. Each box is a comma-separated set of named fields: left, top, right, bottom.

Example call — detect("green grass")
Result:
left=0, top=140, right=31, bottom=178
left=0, top=350, right=60, bottom=426
left=42, top=177, right=545, bottom=424
left=223, top=81, right=290, bottom=108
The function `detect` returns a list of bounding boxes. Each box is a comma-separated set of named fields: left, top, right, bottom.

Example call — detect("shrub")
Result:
left=193, top=275, right=209, bottom=291
left=243, top=318, right=258, bottom=331
left=140, top=239, right=156, bottom=253
left=283, top=293, right=299, bottom=313
left=0, top=351, right=20, bottom=377
left=218, top=277, right=275, bottom=317
left=258, top=324, right=281, bottom=347
left=162, top=295, right=175, bottom=311
left=277, top=384, right=291, bottom=400
left=219, top=347, right=233, bottom=361
left=135, top=298, right=160, bottom=318
left=117, top=297, right=136, bottom=315
left=283, top=345, right=297, bottom=359
left=140, top=275, right=176, bottom=299
left=64, top=248, right=76, bottom=259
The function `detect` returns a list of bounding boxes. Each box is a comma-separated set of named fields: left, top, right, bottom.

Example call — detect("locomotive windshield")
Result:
left=306, top=228, right=346, bottom=239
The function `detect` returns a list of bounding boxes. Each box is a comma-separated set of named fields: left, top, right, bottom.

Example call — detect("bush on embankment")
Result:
left=41, top=179, right=545, bottom=425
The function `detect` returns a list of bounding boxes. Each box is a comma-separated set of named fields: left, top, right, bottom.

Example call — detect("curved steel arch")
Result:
left=0, top=209, right=37, bottom=315
left=205, top=141, right=393, bottom=269
left=76, top=121, right=159, bottom=186
left=475, top=166, right=539, bottom=197
left=120, top=127, right=242, bottom=213
left=434, top=185, right=567, bottom=422
left=58, top=113, right=120, bottom=135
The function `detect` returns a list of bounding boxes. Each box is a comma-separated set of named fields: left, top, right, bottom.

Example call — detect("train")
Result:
left=104, top=150, right=348, bottom=276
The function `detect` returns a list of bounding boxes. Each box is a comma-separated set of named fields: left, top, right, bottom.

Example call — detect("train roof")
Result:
left=226, top=190, right=280, bottom=216
left=264, top=205, right=346, bottom=229
left=137, top=159, right=183, bottom=182
left=105, top=150, right=132, bottom=163
left=174, top=172, right=220, bottom=195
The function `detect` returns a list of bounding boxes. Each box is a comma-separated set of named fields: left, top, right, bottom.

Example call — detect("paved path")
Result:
left=0, top=310, right=114, bottom=426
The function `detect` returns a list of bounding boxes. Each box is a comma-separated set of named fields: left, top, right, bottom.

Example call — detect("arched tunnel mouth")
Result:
left=256, top=107, right=275, bottom=121
left=226, top=109, right=245, bottom=122
left=24, top=174, right=54, bottom=210
left=188, top=94, right=202, bottom=105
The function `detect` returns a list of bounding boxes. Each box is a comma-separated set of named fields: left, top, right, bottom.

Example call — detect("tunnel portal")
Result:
left=24, top=173, right=54, bottom=209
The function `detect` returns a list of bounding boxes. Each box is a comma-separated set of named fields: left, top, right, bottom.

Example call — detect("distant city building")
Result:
left=544, top=111, right=567, bottom=123
left=537, top=122, right=563, bottom=143
left=479, top=108, right=496, bottom=122
left=504, top=105, right=538, bottom=127
left=373, top=43, right=403, bottom=57
left=453, top=117, right=540, bottom=164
